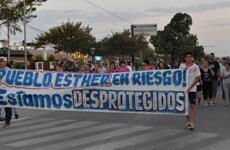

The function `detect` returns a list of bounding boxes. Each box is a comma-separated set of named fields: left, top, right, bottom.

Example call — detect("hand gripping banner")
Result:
left=0, top=69, right=189, bottom=115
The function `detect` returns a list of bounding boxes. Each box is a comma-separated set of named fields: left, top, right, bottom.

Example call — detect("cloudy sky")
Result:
left=6, top=0, right=230, bottom=56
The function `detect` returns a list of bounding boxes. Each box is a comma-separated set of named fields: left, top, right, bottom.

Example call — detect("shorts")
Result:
left=202, top=84, right=213, bottom=100
left=197, top=85, right=202, bottom=92
left=189, top=92, right=197, bottom=105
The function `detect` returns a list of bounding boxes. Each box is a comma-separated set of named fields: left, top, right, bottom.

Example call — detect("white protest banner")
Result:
left=0, top=69, right=188, bottom=115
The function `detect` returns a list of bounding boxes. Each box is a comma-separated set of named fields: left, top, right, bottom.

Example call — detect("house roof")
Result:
left=0, top=49, right=33, bottom=56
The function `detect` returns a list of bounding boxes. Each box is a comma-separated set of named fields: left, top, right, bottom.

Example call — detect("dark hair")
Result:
left=210, top=53, right=215, bottom=56
left=184, top=52, right=193, bottom=57
left=158, top=61, right=165, bottom=69
left=144, top=60, right=150, bottom=65
left=119, top=60, right=126, bottom=66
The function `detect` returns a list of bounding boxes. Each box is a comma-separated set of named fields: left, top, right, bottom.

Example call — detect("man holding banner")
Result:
left=0, top=57, right=12, bottom=128
left=180, top=52, right=201, bottom=130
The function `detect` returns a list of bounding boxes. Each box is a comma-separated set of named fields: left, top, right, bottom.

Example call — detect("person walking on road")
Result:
left=180, top=52, right=201, bottom=130
left=209, top=53, right=220, bottom=104
left=200, top=59, right=214, bottom=107
left=0, top=57, right=12, bottom=128
left=221, top=62, right=230, bottom=107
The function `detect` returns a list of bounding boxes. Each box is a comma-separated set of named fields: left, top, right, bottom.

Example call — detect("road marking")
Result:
left=138, top=132, right=217, bottom=150
left=3, top=118, right=54, bottom=128
left=0, top=117, right=30, bottom=125
left=0, top=121, right=98, bottom=143
left=82, top=129, right=182, bottom=150
left=33, top=125, right=151, bottom=150
left=0, top=119, right=73, bottom=136
left=196, top=138, right=230, bottom=150
left=7, top=123, right=124, bottom=147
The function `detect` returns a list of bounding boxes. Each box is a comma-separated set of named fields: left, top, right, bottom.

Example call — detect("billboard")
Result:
left=131, top=24, right=157, bottom=36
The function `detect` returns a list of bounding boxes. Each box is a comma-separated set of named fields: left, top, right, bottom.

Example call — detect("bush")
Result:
left=14, top=63, right=25, bottom=69
left=47, top=54, right=55, bottom=61
left=35, top=54, right=44, bottom=62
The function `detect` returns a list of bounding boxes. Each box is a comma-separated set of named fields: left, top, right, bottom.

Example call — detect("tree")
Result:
left=0, top=0, right=46, bottom=63
left=35, top=21, right=96, bottom=60
left=150, top=12, right=203, bottom=66
left=0, top=0, right=46, bottom=29
left=101, top=30, right=149, bottom=56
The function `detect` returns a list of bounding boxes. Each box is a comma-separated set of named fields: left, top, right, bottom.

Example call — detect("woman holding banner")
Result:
left=179, top=52, right=201, bottom=130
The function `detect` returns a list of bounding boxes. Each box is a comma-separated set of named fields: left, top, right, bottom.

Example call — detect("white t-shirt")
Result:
left=126, top=65, right=133, bottom=72
left=179, top=63, right=201, bottom=92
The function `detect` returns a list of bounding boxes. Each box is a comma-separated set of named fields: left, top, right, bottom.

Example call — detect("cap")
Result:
left=0, top=57, right=7, bottom=62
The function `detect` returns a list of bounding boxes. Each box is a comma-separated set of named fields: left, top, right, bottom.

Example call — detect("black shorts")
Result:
left=202, top=83, right=213, bottom=100
left=197, top=85, right=202, bottom=92
left=189, top=92, right=197, bottom=105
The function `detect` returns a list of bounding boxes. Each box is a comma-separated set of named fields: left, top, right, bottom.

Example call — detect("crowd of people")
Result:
left=0, top=52, right=230, bottom=130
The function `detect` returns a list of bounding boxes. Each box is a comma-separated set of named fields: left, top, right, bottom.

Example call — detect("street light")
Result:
left=0, top=40, right=8, bottom=59
left=90, top=48, right=95, bottom=63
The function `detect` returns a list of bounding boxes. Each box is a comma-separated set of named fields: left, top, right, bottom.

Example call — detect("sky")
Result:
left=2, top=0, right=230, bottom=57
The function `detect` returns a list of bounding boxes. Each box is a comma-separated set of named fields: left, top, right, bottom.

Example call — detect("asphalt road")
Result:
left=0, top=90, right=230, bottom=150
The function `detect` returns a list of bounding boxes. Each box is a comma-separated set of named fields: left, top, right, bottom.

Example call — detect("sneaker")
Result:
left=15, top=114, right=19, bottom=119
left=2, top=123, right=10, bottom=128
left=204, top=101, right=209, bottom=107
left=186, top=122, right=191, bottom=127
left=188, top=123, right=195, bottom=131
left=210, top=102, right=214, bottom=106
left=0, top=117, right=5, bottom=121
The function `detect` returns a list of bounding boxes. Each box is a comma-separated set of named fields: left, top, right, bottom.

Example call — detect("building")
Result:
left=0, top=49, right=33, bottom=66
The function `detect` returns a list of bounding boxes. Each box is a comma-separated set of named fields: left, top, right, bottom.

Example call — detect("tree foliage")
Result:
left=35, top=21, right=96, bottom=54
left=150, top=12, right=204, bottom=65
left=47, top=54, right=55, bottom=61
left=100, top=30, right=149, bottom=55
left=0, top=0, right=46, bottom=34
left=35, top=54, right=44, bottom=62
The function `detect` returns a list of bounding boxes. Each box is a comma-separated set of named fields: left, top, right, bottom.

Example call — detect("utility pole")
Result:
left=7, top=22, right=10, bottom=64
left=23, top=0, right=27, bottom=69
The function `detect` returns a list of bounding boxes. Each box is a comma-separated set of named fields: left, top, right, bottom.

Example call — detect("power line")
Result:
left=83, top=0, right=133, bottom=24
left=27, top=24, right=46, bottom=33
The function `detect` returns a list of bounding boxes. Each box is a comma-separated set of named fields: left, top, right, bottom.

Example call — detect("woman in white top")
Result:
left=221, top=62, right=230, bottom=106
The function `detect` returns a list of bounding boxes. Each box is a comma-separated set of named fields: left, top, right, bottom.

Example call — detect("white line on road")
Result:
left=139, top=132, right=217, bottom=150
left=0, top=119, right=73, bottom=136
left=82, top=129, right=182, bottom=150
left=0, top=117, right=30, bottom=125
left=7, top=123, right=124, bottom=147
left=1, top=118, right=54, bottom=128
left=32, top=125, right=151, bottom=150
left=196, top=138, right=230, bottom=150
left=0, top=121, right=98, bottom=143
